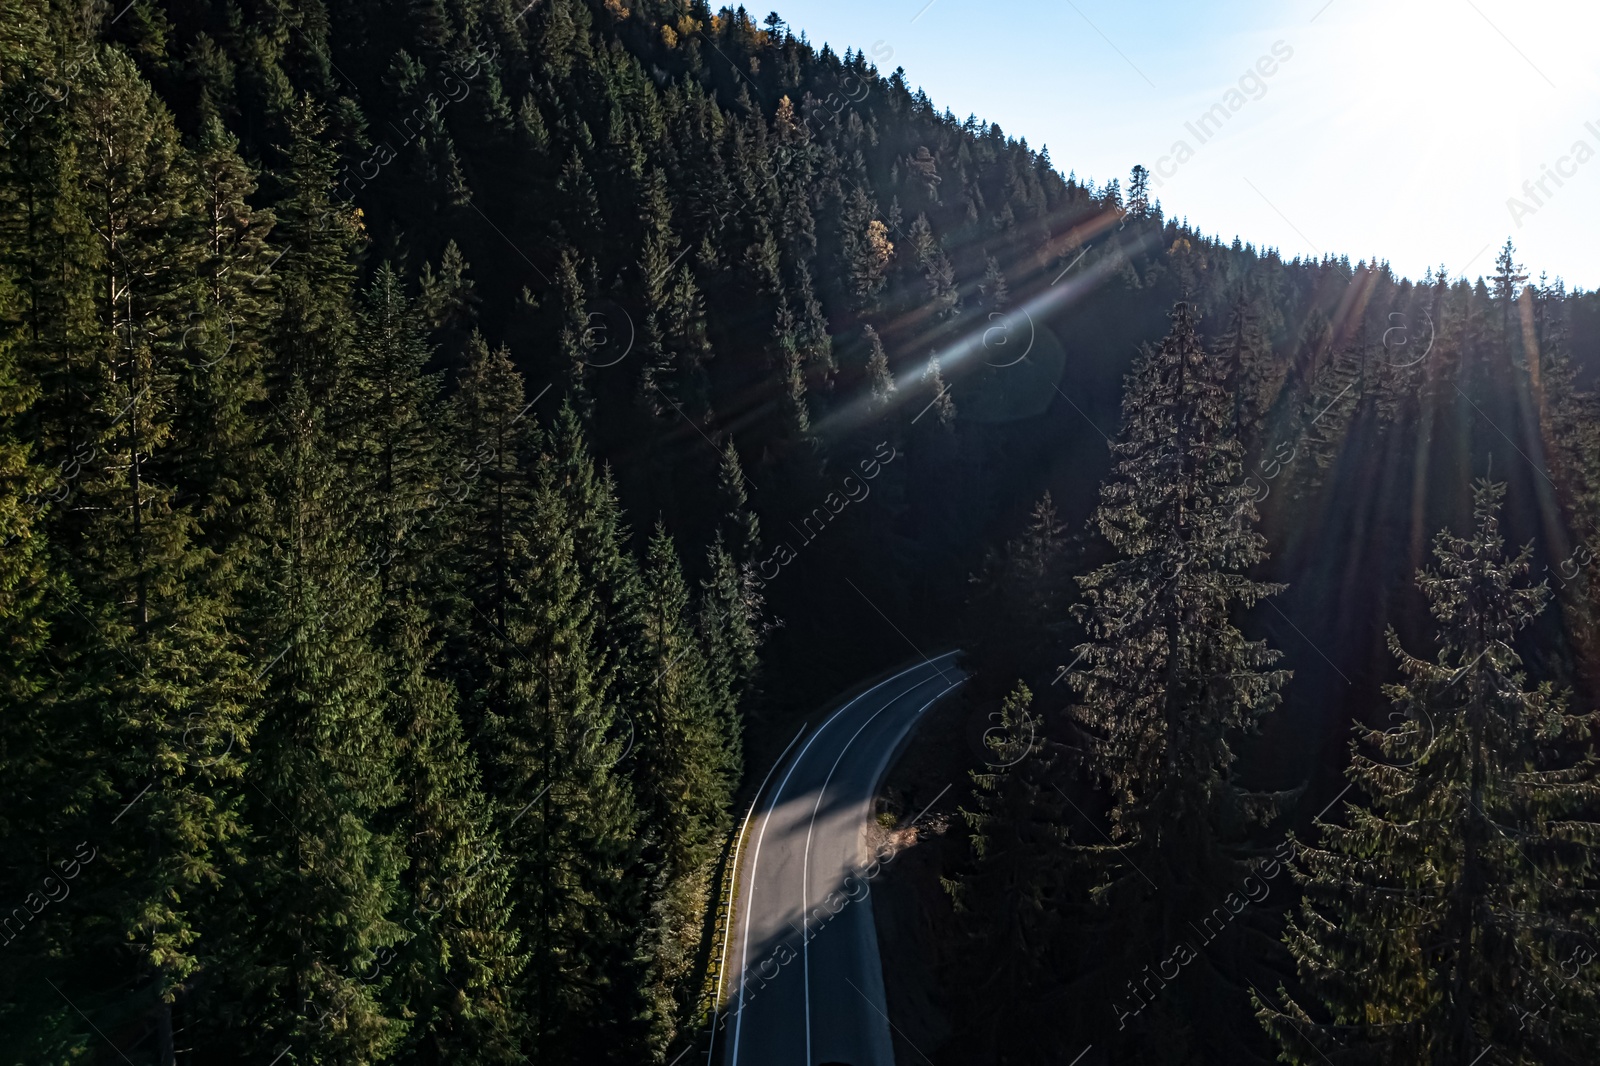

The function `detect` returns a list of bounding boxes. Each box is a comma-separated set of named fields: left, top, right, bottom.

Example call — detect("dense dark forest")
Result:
left=1, top=0, right=1598, bottom=1063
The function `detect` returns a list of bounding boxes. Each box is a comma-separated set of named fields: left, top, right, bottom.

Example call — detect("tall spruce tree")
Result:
left=178, top=115, right=274, bottom=543
left=1217, top=293, right=1272, bottom=446
left=484, top=447, right=651, bottom=1064
left=862, top=323, right=895, bottom=410
left=442, top=364, right=653, bottom=1059
left=343, top=266, right=524, bottom=1064
left=968, top=491, right=1071, bottom=700
left=699, top=532, right=761, bottom=737
left=37, top=44, right=260, bottom=1060
left=1065, top=301, right=1290, bottom=1063
left=203, top=98, right=411, bottom=1066
left=944, top=682, right=1079, bottom=1062
left=1262, top=481, right=1600, bottom=1066
left=715, top=437, right=761, bottom=564
left=439, top=331, right=536, bottom=742
left=0, top=17, right=81, bottom=1050
left=630, top=525, right=738, bottom=1040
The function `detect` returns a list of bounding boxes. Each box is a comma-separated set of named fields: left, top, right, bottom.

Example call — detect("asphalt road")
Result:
left=715, top=653, right=965, bottom=1066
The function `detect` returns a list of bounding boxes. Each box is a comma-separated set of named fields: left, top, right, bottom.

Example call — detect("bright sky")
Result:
left=772, top=0, right=1600, bottom=289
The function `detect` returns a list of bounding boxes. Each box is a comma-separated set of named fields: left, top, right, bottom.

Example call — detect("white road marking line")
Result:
left=730, top=653, right=959, bottom=1066
left=802, top=673, right=964, bottom=1065
left=708, top=721, right=807, bottom=1065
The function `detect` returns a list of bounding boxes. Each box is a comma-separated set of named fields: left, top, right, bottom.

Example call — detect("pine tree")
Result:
left=201, top=96, right=410, bottom=1066
left=944, top=682, right=1078, bottom=1061
left=265, top=96, right=362, bottom=404
left=1128, top=164, right=1151, bottom=219
left=773, top=296, right=811, bottom=436
left=342, top=266, right=524, bottom=1063
left=632, top=525, right=736, bottom=1037
left=969, top=491, right=1071, bottom=696
left=1065, top=301, right=1290, bottom=1062
left=381, top=49, right=472, bottom=228
left=342, top=263, right=442, bottom=592
left=980, top=253, right=1010, bottom=311
left=716, top=437, right=760, bottom=563
left=210, top=378, right=409, bottom=1065
left=1216, top=293, right=1271, bottom=445
left=179, top=115, right=274, bottom=544
left=917, top=354, right=955, bottom=428
left=1289, top=341, right=1365, bottom=502
left=635, top=166, right=712, bottom=416
left=439, top=331, right=535, bottom=738
left=1491, top=239, right=1529, bottom=342
left=1262, top=481, right=1600, bottom=1066
left=552, top=247, right=596, bottom=417
left=839, top=183, right=890, bottom=310
left=35, top=45, right=260, bottom=1059
left=442, top=370, right=650, bottom=1060
left=548, top=403, right=645, bottom=673
left=387, top=595, right=525, bottom=1066
left=485, top=450, right=650, bottom=1064
left=905, top=211, right=959, bottom=321
left=0, top=19, right=81, bottom=1050
left=698, top=531, right=759, bottom=760
left=0, top=18, right=97, bottom=470
left=417, top=238, right=480, bottom=371
left=792, top=260, right=834, bottom=381
left=0, top=175, right=52, bottom=714
left=863, top=323, right=895, bottom=410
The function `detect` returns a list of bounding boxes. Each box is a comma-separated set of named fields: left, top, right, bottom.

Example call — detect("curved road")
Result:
left=715, top=653, right=964, bottom=1066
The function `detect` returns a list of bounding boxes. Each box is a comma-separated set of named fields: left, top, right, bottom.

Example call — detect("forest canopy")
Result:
left=1, top=2, right=1598, bottom=1064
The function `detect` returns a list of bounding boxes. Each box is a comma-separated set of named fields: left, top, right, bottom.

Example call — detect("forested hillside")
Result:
left=951, top=282, right=1600, bottom=1064
left=2, top=0, right=1598, bottom=1064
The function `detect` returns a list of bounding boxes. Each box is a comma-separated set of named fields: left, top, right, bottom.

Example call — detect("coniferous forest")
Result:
left=1, top=1, right=1598, bottom=1064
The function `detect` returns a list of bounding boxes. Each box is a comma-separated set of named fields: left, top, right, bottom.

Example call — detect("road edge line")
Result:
left=705, top=720, right=808, bottom=1064
left=727, top=652, right=959, bottom=1066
